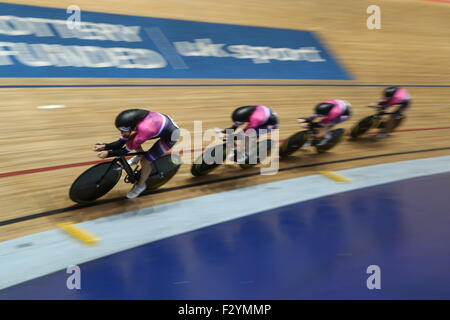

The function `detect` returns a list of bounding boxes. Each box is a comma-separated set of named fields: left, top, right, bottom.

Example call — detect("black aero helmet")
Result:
left=115, top=109, right=149, bottom=132
left=315, top=102, right=334, bottom=116
left=232, top=106, right=256, bottom=124
left=384, top=86, right=398, bottom=99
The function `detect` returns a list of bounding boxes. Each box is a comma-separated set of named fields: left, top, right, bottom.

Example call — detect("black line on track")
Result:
left=1, top=146, right=449, bottom=227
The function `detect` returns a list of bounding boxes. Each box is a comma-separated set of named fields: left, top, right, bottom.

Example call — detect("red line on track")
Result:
left=0, top=160, right=110, bottom=178
left=385, top=126, right=450, bottom=133
left=1, top=126, right=450, bottom=179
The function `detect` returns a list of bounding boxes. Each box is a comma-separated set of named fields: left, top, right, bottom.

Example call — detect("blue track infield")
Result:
left=1, top=172, right=449, bottom=299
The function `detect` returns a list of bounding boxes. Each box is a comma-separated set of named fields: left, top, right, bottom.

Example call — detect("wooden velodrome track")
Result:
left=0, top=0, right=449, bottom=242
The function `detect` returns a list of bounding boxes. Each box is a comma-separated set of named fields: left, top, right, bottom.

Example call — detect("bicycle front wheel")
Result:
left=69, top=162, right=122, bottom=204
left=191, top=143, right=227, bottom=176
left=350, top=115, right=376, bottom=139
left=279, top=131, right=308, bottom=158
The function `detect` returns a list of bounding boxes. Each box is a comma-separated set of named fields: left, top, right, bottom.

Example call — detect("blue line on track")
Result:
left=0, top=84, right=449, bottom=89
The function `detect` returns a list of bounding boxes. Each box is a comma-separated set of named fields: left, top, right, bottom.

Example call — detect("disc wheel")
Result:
left=239, top=139, right=274, bottom=168
left=69, top=162, right=122, bottom=204
left=350, top=115, right=376, bottom=139
left=315, top=128, right=345, bottom=153
left=191, top=143, right=228, bottom=177
left=279, top=131, right=308, bottom=158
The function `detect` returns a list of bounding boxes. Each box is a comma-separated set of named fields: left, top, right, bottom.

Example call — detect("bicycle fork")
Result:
left=95, top=159, right=123, bottom=187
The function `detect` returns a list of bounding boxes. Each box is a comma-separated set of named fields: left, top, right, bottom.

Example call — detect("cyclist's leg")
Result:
left=240, top=110, right=277, bottom=162
left=393, top=100, right=410, bottom=117
left=256, top=124, right=276, bottom=160
left=128, top=141, right=178, bottom=199
left=317, top=112, right=349, bottom=146
left=382, top=101, right=409, bottom=135
left=127, top=118, right=180, bottom=198
left=392, top=100, right=409, bottom=123
left=140, top=120, right=180, bottom=185
left=128, top=146, right=144, bottom=166
left=316, top=124, right=333, bottom=146
left=253, top=114, right=277, bottom=139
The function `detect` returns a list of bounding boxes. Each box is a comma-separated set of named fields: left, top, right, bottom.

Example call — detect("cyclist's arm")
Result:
left=230, top=122, right=241, bottom=131
left=304, top=114, right=318, bottom=122
left=107, top=147, right=129, bottom=157
left=304, top=115, right=323, bottom=127
left=103, top=133, right=129, bottom=150
left=223, top=122, right=240, bottom=133
left=104, top=139, right=126, bottom=150
left=377, top=99, right=389, bottom=108
left=393, top=101, right=409, bottom=116
left=104, top=133, right=139, bottom=157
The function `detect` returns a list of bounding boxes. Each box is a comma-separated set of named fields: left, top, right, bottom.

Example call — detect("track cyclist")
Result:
left=93, top=109, right=180, bottom=199
left=299, top=99, right=352, bottom=146
left=368, top=86, right=411, bottom=138
left=220, top=105, right=278, bottom=162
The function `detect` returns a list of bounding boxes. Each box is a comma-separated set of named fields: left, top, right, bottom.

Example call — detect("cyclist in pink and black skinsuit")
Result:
left=226, top=105, right=278, bottom=136
left=223, top=105, right=278, bottom=161
left=370, top=86, right=411, bottom=137
left=94, top=109, right=179, bottom=199
left=302, top=99, right=352, bottom=146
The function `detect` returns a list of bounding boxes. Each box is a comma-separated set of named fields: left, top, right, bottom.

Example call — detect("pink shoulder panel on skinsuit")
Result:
left=388, top=88, right=411, bottom=106
left=320, top=100, right=345, bottom=124
left=125, top=112, right=166, bottom=151
left=244, top=105, right=271, bottom=133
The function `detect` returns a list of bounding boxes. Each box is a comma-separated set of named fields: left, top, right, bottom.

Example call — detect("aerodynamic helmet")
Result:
left=314, top=102, right=335, bottom=116
left=232, top=106, right=256, bottom=124
left=384, top=87, right=398, bottom=99
left=115, top=109, right=149, bottom=132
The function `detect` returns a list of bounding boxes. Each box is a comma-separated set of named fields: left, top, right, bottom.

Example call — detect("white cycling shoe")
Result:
left=317, top=134, right=332, bottom=147
left=126, top=183, right=147, bottom=199
left=127, top=155, right=142, bottom=166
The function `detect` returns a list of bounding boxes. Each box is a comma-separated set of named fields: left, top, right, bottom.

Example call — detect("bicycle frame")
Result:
left=372, top=111, right=397, bottom=129
left=300, top=121, right=321, bottom=145
left=95, top=152, right=146, bottom=186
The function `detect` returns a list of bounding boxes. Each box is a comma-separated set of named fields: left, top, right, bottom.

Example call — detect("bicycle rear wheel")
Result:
left=146, top=154, right=182, bottom=190
left=279, top=131, right=308, bottom=158
left=69, top=161, right=122, bottom=204
left=391, top=115, right=405, bottom=131
left=316, top=128, right=345, bottom=153
left=239, top=139, right=273, bottom=168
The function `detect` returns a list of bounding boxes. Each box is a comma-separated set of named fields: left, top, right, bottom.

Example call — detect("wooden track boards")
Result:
left=0, top=0, right=449, bottom=241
